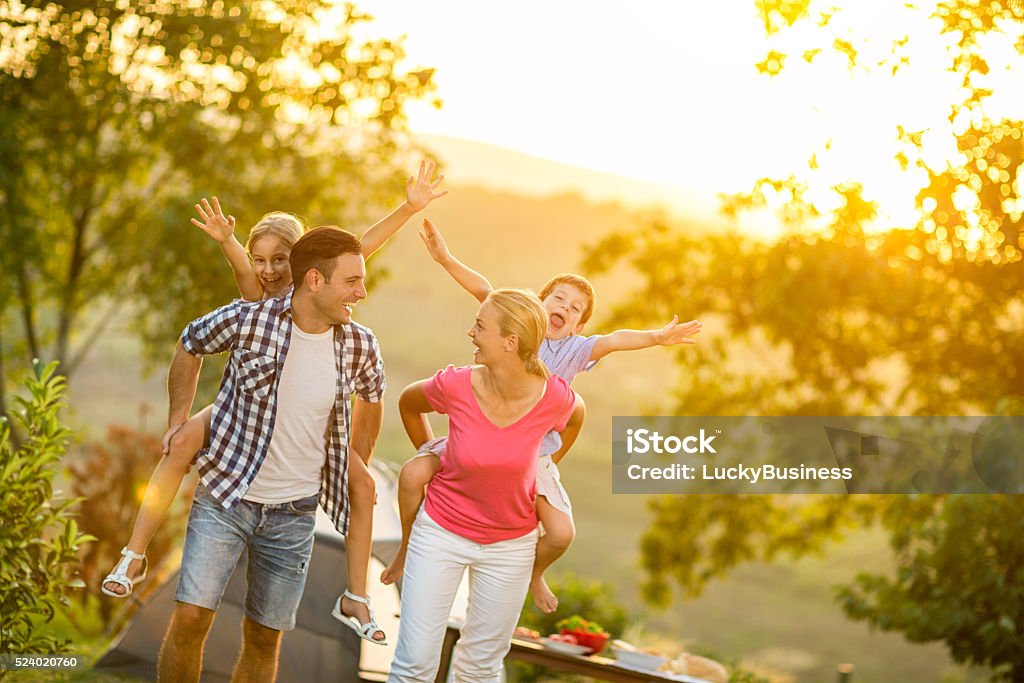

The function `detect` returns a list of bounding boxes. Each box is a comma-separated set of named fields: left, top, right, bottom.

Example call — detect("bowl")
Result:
left=611, top=646, right=668, bottom=671
left=560, top=628, right=610, bottom=655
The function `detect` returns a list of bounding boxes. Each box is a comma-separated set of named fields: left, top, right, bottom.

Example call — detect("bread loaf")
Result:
left=671, top=653, right=728, bottom=683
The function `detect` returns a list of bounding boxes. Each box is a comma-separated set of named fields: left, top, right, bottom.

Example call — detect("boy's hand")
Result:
left=191, top=196, right=236, bottom=243
left=652, top=315, right=703, bottom=346
left=406, top=160, right=447, bottom=212
left=419, top=218, right=452, bottom=264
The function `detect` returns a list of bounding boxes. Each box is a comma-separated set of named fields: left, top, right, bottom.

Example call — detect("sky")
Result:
left=349, top=0, right=1022, bottom=233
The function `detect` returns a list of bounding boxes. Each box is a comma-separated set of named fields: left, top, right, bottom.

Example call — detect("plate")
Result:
left=540, top=638, right=591, bottom=656
left=611, top=647, right=669, bottom=671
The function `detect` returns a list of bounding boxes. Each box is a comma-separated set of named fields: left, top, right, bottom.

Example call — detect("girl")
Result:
left=381, top=218, right=701, bottom=613
left=102, top=162, right=446, bottom=645
left=388, top=289, right=582, bottom=682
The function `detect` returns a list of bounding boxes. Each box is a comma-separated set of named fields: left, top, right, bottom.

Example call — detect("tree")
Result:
left=582, top=1, right=1024, bottom=678
left=837, top=495, right=1024, bottom=681
left=0, top=1, right=437, bottom=415
left=0, top=360, right=94, bottom=661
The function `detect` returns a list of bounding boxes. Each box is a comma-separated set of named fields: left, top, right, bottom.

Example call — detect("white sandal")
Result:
left=331, top=590, right=388, bottom=645
left=101, top=547, right=148, bottom=598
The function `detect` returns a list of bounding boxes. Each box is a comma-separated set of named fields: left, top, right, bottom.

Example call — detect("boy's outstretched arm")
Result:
left=419, top=218, right=493, bottom=303
left=398, top=380, right=436, bottom=450
left=590, top=315, right=702, bottom=362
left=360, top=160, right=447, bottom=258
left=192, top=196, right=263, bottom=301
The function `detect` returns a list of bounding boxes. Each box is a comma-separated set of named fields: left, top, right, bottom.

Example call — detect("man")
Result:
left=157, top=226, right=385, bottom=683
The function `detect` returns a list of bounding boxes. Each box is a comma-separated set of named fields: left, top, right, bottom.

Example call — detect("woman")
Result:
left=388, top=289, right=582, bottom=683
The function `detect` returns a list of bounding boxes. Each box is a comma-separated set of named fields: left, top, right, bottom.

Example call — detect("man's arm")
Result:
left=550, top=394, right=586, bottom=465
left=398, top=380, right=436, bottom=450
left=349, top=398, right=383, bottom=466
left=163, top=340, right=204, bottom=452
left=419, top=218, right=493, bottom=303
left=360, top=160, right=447, bottom=258
left=192, top=196, right=263, bottom=301
left=590, top=316, right=703, bottom=362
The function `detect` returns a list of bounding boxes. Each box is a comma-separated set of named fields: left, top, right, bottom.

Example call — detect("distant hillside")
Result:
left=416, top=134, right=721, bottom=228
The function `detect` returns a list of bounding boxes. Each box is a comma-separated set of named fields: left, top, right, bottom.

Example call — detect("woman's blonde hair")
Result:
left=485, top=288, right=550, bottom=378
left=246, top=212, right=305, bottom=253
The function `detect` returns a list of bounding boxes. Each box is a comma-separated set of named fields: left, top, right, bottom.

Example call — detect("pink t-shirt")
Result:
left=422, top=365, right=576, bottom=544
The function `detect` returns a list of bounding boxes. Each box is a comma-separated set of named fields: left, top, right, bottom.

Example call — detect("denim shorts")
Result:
left=175, top=485, right=318, bottom=631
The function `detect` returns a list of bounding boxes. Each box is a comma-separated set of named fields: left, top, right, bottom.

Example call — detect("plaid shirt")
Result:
left=180, top=289, right=385, bottom=535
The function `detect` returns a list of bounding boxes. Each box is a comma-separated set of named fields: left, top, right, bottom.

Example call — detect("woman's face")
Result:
left=250, top=235, right=293, bottom=298
left=467, top=300, right=510, bottom=365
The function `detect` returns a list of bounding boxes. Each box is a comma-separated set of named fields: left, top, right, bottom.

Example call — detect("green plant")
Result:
left=518, top=573, right=628, bottom=639
left=0, top=360, right=95, bottom=663
left=511, top=573, right=628, bottom=682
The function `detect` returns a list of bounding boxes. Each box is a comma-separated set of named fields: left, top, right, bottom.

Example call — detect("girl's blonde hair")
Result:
left=246, top=212, right=305, bottom=253
left=486, top=288, right=550, bottom=378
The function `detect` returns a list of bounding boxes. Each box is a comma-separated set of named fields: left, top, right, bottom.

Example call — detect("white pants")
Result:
left=388, top=509, right=538, bottom=683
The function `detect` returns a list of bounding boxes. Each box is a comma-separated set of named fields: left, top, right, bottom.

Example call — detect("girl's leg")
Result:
left=336, top=453, right=384, bottom=641
left=103, top=405, right=212, bottom=596
left=529, top=496, right=576, bottom=614
left=380, top=453, right=441, bottom=585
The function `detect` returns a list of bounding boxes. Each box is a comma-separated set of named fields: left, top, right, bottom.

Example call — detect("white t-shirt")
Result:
left=244, top=325, right=337, bottom=504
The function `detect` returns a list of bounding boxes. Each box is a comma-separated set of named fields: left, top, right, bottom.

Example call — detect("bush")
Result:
left=517, top=572, right=629, bottom=640
left=510, top=573, right=629, bottom=682
left=0, top=360, right=94, bottom=660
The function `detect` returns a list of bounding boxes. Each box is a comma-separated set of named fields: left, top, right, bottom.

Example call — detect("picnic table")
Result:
left=434, top=624, right=711, bottom=683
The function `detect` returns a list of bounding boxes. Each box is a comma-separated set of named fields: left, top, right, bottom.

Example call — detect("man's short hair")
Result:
left=289, top=226, right=362, bottom=291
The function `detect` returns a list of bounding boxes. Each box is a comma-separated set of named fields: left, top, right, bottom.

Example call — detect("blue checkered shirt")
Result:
left=180, top=289, right=385, bottom=535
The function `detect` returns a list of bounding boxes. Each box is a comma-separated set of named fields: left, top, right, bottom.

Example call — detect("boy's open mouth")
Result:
left=549, top=312, right=566, bottom=331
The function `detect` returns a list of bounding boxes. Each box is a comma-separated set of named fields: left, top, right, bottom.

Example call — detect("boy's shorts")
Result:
left=175, top=485, right=318, bottom=631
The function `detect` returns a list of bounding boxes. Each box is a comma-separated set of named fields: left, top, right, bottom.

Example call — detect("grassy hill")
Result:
left=65, top=183, right=987, bottom=682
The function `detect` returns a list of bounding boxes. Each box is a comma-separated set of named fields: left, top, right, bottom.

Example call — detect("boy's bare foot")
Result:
left=338, top=594, right=386, bottom=642
left=530, top=575, right=558, bottom=613
left=380, top=548, right=406, bottom=585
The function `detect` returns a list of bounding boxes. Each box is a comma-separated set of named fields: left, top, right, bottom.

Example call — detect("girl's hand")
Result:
left=191, top=196, right=236, bottom=243
left=405, top=160, right=447, bottom=212
left=419, top=218, right=453, bottom=264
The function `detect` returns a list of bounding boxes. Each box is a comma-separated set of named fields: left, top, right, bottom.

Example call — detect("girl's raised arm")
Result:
left=360, top=160, right=447, bottom=258
left=192, top=197, right=262, bottom=301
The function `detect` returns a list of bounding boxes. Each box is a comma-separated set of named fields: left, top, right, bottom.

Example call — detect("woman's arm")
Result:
left=419, top=218, right=493, bottom=303
left=192, top=196, right=263, bottom=301
left=360, top=160, right=447, bottom=258
left=398, top=380, right=437, bottom=450
left=590, top=315, right=702, bottom=362
left=550, top=394, right=586, bottom=465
